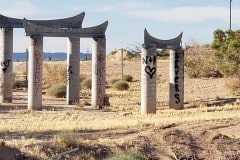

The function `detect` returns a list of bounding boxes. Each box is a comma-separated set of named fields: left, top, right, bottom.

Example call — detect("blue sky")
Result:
left=1, top=0, right=240, bottom=53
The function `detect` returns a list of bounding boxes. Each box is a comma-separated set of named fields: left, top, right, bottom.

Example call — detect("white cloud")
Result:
left=96, top=2, right=240, bottom=24
left=1, top=0, right=41, bottom=18
left=130, top=6, right=240, bottom=23
left=95, top=1, right=151, bottom=13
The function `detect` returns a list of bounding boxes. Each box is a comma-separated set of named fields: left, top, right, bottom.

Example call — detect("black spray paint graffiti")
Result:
left=174, top=52, right=180, bottom=104
left=1, top=59, right=11, bottom=73
left=95, top=53, right=105, bottom=108
left=67, top=65, right=73, bottom=81
left=143, top=55, right=156, bottom=79
left=34, top=52, right=41, bottom=96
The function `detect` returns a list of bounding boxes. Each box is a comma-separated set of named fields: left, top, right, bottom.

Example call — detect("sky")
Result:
left=1, top=0, right=240, bottom=53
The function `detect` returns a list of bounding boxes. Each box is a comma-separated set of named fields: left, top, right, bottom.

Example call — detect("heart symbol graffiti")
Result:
left=145, top=66, right=156, bottom=79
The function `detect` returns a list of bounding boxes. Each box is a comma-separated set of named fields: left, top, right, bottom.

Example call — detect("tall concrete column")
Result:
left=28, top=36, right=43, bottom=110
left=67, top=37, right=80, bottom=104
left=0, top=28, right=13, bottom=103
left=169, top=49, right=184, bottom=110
left=91, top=37, right=106, bottom=109
left=141, top=44, right=157, bottom=114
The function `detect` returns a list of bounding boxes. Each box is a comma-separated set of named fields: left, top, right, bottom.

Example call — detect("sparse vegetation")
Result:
left=43, top=63, right=67, bottom=89
left=107, top=149, right=144, bottom=160
left=113, top=80, right=129, bottom=91
left=47, top=83, right=66, bottom=98
left=81, top=78, right=92, bottom=89
left=184, top=44, right=222, bottom=78
left=110, top=78, right=121, bottom=85
left=13, top=80, right=21, bottom=89
left=123, top=75, right=133, bottom=82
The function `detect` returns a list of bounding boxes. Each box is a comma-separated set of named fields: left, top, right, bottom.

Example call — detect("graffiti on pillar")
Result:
left=174, top=52, right=180, bottom=104
left=67, top=65, right=73, bottom=81
left=142, top=55, right=156, bottom=79
left=95, top=53, right=105, bottom=108
left=1, top=59, right=11, bottom=73
left=34, top=51, right=42, bottom=96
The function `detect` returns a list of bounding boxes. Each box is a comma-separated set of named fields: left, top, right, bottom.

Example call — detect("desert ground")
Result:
left=0, top=58, right=239, bottom=159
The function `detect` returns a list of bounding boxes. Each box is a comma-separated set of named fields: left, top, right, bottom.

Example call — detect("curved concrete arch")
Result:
left=0, top=12, right=85, bottom=28
left=23, top=20, right=108, bottom=38
left=144, top=29, right=182, bottom=50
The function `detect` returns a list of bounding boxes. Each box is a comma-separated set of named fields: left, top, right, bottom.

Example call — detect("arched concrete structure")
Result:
left=23, top=20, right=108, bottom=110
left=141, top=29, right=183, bottom=114
left=0, top=12, right=85, bottom=103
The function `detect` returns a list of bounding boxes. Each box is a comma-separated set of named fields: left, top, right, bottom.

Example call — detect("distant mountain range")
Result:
left=13, top=52, right=92, bottom=62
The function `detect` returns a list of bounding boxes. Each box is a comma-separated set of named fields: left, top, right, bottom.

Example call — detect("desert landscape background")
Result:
left=0, top=47, right=239, bottom=159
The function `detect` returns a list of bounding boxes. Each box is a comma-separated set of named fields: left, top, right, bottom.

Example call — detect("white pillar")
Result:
left=0, top=28, right=13, bottom=103
left=141, top=44, right=157, bottom=114
left=66, top=37, right=80, bottom=104
left=169, top=49, right=184, bottom=109
left=91, top=37, right=106, bottom=109
left=28, top=36, right=43, bottom=110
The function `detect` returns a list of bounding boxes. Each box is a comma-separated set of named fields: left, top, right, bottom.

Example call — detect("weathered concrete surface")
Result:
left=91, top=37, right=106, bottom=109
left=28, top=36, right=43, bottom=110
left=141, top=44, right=157, bottom=114
left=67, top=37, right=80, bottom=104
left=0, top=12, right=85, bottom=28
left=23, top=20, right=108, bottom=38
left=169, top=49, right=184, bottom=109
left=0, top=28, right=13, bottom=103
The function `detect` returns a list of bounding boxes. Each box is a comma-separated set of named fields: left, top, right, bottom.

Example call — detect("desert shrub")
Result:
left=81, top=79, right=91, bottom=89
left=43, top=63, right=67, bottom=89
left=113, top=80, right=129, bottom=91
left=184, top=44, right=222, bottom=78
left=226, top=79, right=240, bottom=95
left=123, top=75, right=133, bottom=82
left=47, top=83, right=66, bottom=98
left=13, top=80, right=21, bottom=89
left=107, top=149, right=144, bottom=160
left=110, top=79, right=121, bottom=85
left=54, top=131, right=78, bottom=148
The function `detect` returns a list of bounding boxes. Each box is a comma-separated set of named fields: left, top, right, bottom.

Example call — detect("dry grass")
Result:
left=4, top=59, right=240, bottom=159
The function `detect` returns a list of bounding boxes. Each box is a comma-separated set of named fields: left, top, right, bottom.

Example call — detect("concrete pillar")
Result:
left=91, top=37, right=106, bottom=109
left=66, top=37, right=80, bottom=104
left=141, top=44, right=157, bottom=114
left=0, top=28, right=13, bottom=103
left=169, top=49, right=184, bottom=109
left=28, top=36, right=43, bottom=110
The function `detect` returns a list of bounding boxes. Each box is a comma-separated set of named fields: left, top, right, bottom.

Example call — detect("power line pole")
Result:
left=230, top=0, right=232, bottom=30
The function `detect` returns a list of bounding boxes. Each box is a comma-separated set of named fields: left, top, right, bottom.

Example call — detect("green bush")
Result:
left=47, top=84, right=66, bottom=98
left=123, top=75, right=133, bottom=82
left=81, top=79, right=91, bottom=89
left=113, top=80, right=129, bottom=91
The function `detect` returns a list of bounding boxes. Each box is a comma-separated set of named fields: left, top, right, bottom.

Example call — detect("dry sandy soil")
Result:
left=0, top=59, right=239, bottom=159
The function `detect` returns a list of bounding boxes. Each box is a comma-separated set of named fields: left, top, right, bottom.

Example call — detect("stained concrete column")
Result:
left=0, top=28, right=13, bottom=103
left=67, top=37, right=80, bottom=104
left=141, top=44, right=157, bottom=114
left=169, top=49, right=184, bottom=109
left=91, top=37, right=106, bottom=109
left=28, top=36, right=43, bottom=110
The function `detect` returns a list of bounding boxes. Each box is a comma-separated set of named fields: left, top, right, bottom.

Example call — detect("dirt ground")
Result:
left=0, top=60, right=239, bottom=159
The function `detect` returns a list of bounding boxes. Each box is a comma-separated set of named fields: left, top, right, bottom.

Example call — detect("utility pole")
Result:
left=121, top=48, right=123, bottom=80
left=26, top=48, right=28, bottom=82
left=230, top=0, right=232, bottom=30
